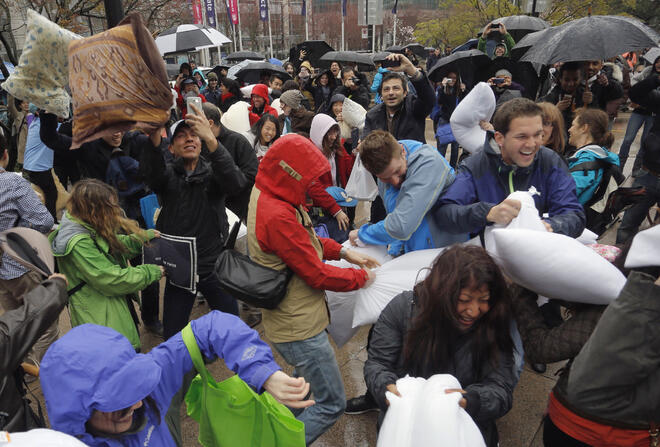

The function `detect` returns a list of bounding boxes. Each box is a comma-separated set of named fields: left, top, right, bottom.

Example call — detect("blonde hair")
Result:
left=67, top=179, right=148, bottom=255
left=538, top=102, right=566, bottom=155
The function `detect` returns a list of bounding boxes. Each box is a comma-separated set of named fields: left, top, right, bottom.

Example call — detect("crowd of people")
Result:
left=0, top=17, right=659, bottom=447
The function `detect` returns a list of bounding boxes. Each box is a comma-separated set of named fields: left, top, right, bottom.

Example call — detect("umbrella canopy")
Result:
left=403, top=43, right=427, bottom=57
left=496, top=15, right=550, bottom=42
left=234, top=61, right=292, bottom=84
left=477, top=57, right=540, bottom=100
left=510, top=28, right=550, bottom=60
left=225, top=51, right=265, bottom=62
left=269, top=57, right=283, bottom=66
left=643, top=47, right=660, bottom=64
left=385, top=44, right=404, bottom=53
left=521, top=15, right=660, bottom=65
left=318, top=51, right=375, bottom=71
left=451, top=39, right=479, bottom=53
left=371, top=51, right=393, bottom=64
left=155, top=24, right=231, bottom=55
left=428, top=49, right=491, bottom=87
left=290, top=41, right=334, bottom=67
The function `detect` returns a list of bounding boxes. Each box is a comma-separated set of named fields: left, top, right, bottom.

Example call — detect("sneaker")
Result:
left=345, top=393, right=379, bottom=414
left=144, top=320, right=164, bottom=337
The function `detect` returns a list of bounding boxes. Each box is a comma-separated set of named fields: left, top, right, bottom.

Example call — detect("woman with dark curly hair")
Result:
left=364, top=245, right=516, bottom=446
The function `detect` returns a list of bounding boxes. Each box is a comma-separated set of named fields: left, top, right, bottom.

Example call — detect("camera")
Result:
left=381, top=58, right=400, bottom=69
left=351, top=77, right=361, bottom=85
left=492, top=78, right=506, bottom=85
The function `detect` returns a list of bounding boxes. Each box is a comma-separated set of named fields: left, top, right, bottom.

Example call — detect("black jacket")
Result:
left=363, top=72, right=435, bottom=142
left=364, top=291, right=515, bottom=447
left=331, top=85, right=371, bottom=110
left=629, top=74, right=660, bottom=173
left=39, top=112, right=144, bottom=181
left=0, top=277, right=67, bottom=431
left=141, top=138, right=244, bottom=275
left=215, top=125, right=258, bottom=221
left=219, top=94, right=241, bottom=114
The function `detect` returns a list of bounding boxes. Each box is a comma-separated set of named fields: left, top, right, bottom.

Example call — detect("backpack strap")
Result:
left=570, top=159, right=625, bottom=208
left=67, top=281, right=86, bottom=297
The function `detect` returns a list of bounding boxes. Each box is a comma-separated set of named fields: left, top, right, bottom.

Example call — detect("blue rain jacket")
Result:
left=567, top=144, right=620, bottom=205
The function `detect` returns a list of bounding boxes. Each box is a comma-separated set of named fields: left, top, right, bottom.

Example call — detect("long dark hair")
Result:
left=402, top=245, right=513, bottom=378
left=221, top=77, right=242, bottom=98
left=251, top=113, right=281, bottom=146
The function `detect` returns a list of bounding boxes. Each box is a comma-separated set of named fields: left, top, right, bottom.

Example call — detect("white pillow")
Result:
left=341, top=97, right=367, bottom=130
left=326, top=242, right=392, bottom=347
left=450, top=82, right=496, bottom=154
left=220, top=101, right=252, bottom=143
left=624, top=224, right=660, bottom=268
left=1, top=10, right=81, bottom=118
left=351, top=248, right=444, bottom=327
left=491, top=229, right=626, bottom=304
left=378, top=374, right=486, bottom=447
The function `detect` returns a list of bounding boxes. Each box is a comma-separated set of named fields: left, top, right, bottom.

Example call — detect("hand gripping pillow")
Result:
left=450, top=82, right=496, bottom=154
left=351, top=248, right=444, bottom=327
left=378, top=375, right=486, bottom=447
left=68, top=14, right=171, bottom=148
left=491, top=228, right=626, bottom=304
left=1, top=10, right=81, bottom=118
left=326, top=242, right=392, bottom=347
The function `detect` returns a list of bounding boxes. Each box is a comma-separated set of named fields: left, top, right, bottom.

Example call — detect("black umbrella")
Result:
left=510, top=28, right=550, bottom=60
left=385, top=44, right=404, bottom=54
left=291, top=41, right=334, bottom=67
left=521, top=15, right=660, bottom=65
left=318, top=51, right=375, bottom=71
left=234, top=61, right=291, bottom=84
left=477, top=57, right=540, bottom=100
left=225, top=51, right=265, bottom=62
left=428, top=49, right=491, bottom=88
left=371, top=52, right=393, bottom=64
left=209, top=64, right=231, bottom=78
left=496, top=15, right=550, bottom=42
left=403, top=43, right=427, bottom=57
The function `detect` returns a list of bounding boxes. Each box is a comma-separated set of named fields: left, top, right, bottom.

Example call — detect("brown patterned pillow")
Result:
left=68, top=14, right=171, bottom=148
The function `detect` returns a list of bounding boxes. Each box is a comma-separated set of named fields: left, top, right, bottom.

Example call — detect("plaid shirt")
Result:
left=0, top=168, right=54, bottom=280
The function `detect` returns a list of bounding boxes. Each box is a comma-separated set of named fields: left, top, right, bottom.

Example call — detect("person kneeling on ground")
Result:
left=365, top=245, right=515, bottom=446
left=39, top=311, right=314, bottom=447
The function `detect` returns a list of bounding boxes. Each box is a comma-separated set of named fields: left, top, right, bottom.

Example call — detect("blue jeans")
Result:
left=273, top=331, right=346, bottom=445
left=616, top=171, right=660, bottom=244
left=618, top=111, right=653, bottom=170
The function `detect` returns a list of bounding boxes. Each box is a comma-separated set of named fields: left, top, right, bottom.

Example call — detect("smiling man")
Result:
left=434, top=98, right=585, bottom=237
left=363, top=54, right=435, bottom=143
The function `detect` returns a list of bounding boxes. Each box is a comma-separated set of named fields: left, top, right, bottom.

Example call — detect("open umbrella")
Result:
left=234, top=61, right=291, bottom=84
left=428, top=49, right=491, bottom=88
left=643, top=47, right=660, bottom=64
left=477, top=57, right=540, bottom=100
left=225, top=51, right=265, bottom=62
left=385, top=44, right=404, bottom=54
left=371, top=52, right=393, bottom=64
left=402, top=43, right=426, bottom=57
left=496, top=15, right=550, bottom=42
left=520, top=15, right=660, bottom=65
left=318, top=51, right=375, bottom=71
left=510, top=28, right=550, bottom=60
left=451, top=39, right=479, bottom=53
left=155, top=24, right=231, bottom=55
left=290, top=41, right=334, bottom=67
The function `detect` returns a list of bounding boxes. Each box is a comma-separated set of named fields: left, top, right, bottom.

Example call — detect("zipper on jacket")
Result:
left=508, top=170, right=515, bottom=194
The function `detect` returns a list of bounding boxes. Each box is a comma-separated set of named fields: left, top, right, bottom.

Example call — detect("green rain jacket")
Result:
left=49, top=212, right=161, bottom=348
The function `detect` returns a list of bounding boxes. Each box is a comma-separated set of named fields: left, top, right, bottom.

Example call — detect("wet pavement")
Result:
left=24, top=111, right=642, bottom=446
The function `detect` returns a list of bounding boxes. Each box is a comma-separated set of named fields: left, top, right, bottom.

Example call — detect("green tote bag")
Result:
left=181, top=324, right=306, bottom=447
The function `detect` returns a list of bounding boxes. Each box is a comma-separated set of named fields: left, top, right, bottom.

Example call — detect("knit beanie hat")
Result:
left=280, top=89, right=304, bottom=110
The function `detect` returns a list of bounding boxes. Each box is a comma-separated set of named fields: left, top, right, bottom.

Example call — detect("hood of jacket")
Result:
left=40, top=324, right=162, bottom=445
left=50, top=212, right=93, bottom=256
left=377, top=67, right=389, bottom=74
left=570, top=144, right=620, bottom=166
left=310, top=114, right=338, bottom=151
left=251, top=84, right=271, bottom=106
left=255, top=134, right=330, bottom=206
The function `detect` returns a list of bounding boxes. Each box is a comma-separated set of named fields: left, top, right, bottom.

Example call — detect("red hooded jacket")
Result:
left=250, top=134, right=368, bottom=292
left=248, top=84, right=278, bottom=126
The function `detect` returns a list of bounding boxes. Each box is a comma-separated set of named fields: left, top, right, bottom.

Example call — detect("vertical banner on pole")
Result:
left=342, top=0, right=347, bottom=17
left=205, top=0, right=217, bottom=27
left=227, top=0, right=239, bottom=24
left=301, top=0, right=306, bottom=16
left=192, top=0, right=203, bottom=24
left=259, top=0, right=268, bottom=20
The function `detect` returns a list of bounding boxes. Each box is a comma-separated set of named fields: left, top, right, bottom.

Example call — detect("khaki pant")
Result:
left=0, top=271, right=60, bottom=365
